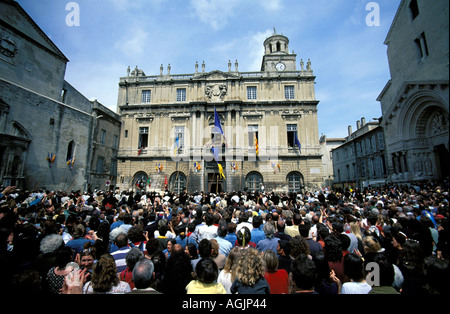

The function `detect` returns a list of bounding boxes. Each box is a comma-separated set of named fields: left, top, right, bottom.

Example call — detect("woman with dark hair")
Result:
left=341, top=253, right=371, bottom=294
left=186, top=258, right=226, bottom=294
left=323, top=235, right=346, bottom=283
left=398, top=239, right=427, bottom=294
left=45, top=246, right=75, bottom=294
left=236, top=227, right=256, bottom=249
left=93, top=220, right=110, bottom=259
left=158, top=244, right=194, bottom=294
left=312, top=251, right=339, bottom=294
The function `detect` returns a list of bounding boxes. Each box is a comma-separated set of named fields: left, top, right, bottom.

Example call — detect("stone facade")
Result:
left=319, top=135, right=346, bottom=188
left=377, top=0, right=449, bottom=183
left=0, top=0, right=120, bottom=192
left=117, top=32, right=323, bottom=194
left=332, top=118, right=388, bottom=190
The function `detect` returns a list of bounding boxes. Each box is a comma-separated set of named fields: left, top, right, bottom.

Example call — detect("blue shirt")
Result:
left=215, top=236, right=233, bottom=257
left=251, top=227, right=265, bottom=245
left=225, top=233, right=237, bottom=247
left=256, top=237, right=280, bottom=254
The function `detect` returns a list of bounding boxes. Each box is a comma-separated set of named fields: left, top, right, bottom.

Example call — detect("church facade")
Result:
left=377, top=0, right=449, bottom=183
left=116, top=32, right=323, bottom=194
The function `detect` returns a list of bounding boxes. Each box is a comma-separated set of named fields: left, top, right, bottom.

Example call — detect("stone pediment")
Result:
left=193, top=70, right=240, bottom=81
left=0, top=1, right=69, bottom=62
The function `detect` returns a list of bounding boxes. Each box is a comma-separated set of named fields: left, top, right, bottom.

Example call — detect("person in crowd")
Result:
left=341, top=253, right=372, bottom=294
left=158, top=244, right=193, bottom=294
left=186, top=258, right=226, bottom=294
left=217, top=247, right=242, bottom=294
left=289, top=254, right=318, bottom=294
left=119, top=247, right=144, bottom=290
left=263, top=249, right=289, bottom=294
left=45, top=246, right=75, bottom=294
left=128, top=258, right=160, bottom=294
left=230, top=248, right=270, bottom=294
left=256, top=223, right=280, bottom=253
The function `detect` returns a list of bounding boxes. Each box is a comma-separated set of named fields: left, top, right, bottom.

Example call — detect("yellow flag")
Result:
left=218, top=163, right=226, bottom=180
left=254, top=133, right=259, bottom=156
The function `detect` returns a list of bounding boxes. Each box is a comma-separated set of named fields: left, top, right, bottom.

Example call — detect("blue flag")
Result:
left=214, top=108, right=224, bottom=135
left=214, top=107, right=228, bottom=147
left=294, top=133, right=302, bottom=154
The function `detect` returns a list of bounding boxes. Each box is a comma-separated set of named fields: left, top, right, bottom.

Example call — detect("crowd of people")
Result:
left=0, top=178, right=448, bottom=294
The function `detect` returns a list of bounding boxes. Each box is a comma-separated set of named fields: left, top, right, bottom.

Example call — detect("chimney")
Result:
left=361, top=117, right=366, bottom=126
left=357, top=120, right=361, bottom=130
left=348, top=125, right=353, bottom=136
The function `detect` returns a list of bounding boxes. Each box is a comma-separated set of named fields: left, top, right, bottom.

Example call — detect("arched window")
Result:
left=170, top=172, right=187, bottom=194
left=132, top=171, right=148, bottom=190
left=287, top=171, right=304, bottom=193
left=276, top=41, right=281, bottom=51
left=245, top=171, right=263, bottom=192
left=66, top=141, right=76, bottom=162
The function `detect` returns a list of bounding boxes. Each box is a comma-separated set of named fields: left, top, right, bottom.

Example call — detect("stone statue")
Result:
left=195, top=61, right=198, bottom=73
left=127, top=66, right=130, bottom=76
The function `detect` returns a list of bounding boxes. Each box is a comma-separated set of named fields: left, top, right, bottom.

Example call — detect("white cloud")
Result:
left=114, top=26, right=149, bottom=57
left=258, top=0, right=283, bottom=12
left=189, top=0, right=241, bottom=30
left=208, top=29, right=272, bottom=71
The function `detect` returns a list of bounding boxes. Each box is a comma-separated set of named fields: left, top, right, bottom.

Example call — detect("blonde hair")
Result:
left=263, top=249, right=279, bottom=272
left=362, top=235, right=381, bottom=253
left=235, top=248, right=265, bottom=286
left=210, top=239, right=219, bottom=258
left=223, top=247, right=242, bottom=282
left=350, top=221, right=363, bottom=241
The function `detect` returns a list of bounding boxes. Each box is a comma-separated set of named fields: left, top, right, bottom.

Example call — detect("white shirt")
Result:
left=341, top=281, right=372, bottom=294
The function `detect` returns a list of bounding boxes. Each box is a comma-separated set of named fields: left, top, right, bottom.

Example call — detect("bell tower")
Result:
left=261, top=30, right=297, bottom=72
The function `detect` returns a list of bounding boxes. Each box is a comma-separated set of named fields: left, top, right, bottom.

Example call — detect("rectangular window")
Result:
left=177, top=88, right=186, bottom=102
left=142, top=90, right=151, bottom=103
left=285, top=86, right=295, bottom=100
left=100, top=129, right=106, bottom=144
left=287, top=124, right=298, bottom=148
left=96, top=156, right=105, bottom=174
left=247, top=86, right=257, bottom=100
left=124, top=130, right=128, bottom=138
left=110, top=159, right=117, bottom=176
left=139, top=127, right=149, bottom=148
left=113, top=135, right=119, bottom=149
left=409, top=0, right=419, bottom=20
left=377, top=132, right=385, bottom=150
left=248, top=125, right=259, bottom=147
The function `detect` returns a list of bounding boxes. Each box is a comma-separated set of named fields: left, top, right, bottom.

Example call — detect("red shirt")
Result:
left=264, top=269, right=289, bottom=294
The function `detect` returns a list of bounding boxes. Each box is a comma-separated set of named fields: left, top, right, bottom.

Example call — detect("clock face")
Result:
left=276, top=62, right=286, bottom=71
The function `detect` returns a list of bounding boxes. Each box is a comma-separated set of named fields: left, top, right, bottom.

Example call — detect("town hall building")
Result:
left=116, top=32, right=323, bottom=194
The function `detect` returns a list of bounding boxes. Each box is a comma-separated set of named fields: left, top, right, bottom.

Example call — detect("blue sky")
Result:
left=18, top=0, right=401, bottom=138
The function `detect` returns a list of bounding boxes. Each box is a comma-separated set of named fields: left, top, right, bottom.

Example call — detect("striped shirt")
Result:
left=110, top=246, right=131, bottom=274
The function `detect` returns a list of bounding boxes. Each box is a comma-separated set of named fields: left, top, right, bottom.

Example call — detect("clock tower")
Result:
left=261, top=30, right=297, bottom=72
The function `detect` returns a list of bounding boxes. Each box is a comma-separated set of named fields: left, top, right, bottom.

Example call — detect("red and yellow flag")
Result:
left=254, top=133, right=259, bottom=156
